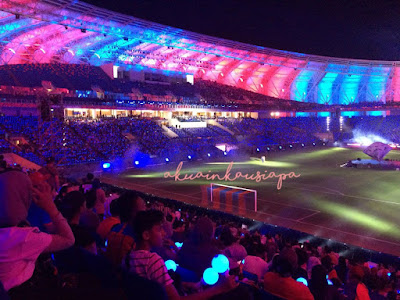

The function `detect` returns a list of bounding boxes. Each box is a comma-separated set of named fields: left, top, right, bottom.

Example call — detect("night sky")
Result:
left=84, top=0, right=400, bottom=61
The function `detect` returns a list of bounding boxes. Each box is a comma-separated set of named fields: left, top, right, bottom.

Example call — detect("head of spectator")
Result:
left=118, top=191, right=146, bottom=223
left=73, top=225, right=98, bottom=255
left=307, top=256, right=321, bottom=278
left=264, top=248, right=314, bottom=300
left=189, top=217, right=214, bottom=246
left=275, top=248, right=298, bottom=277
left=79, top=208, right=100, bottom=232
left=133, top=210, right=165, bottom=250
left=0, top=170, right=32, bottom=227
left=219, top=226, right=237, bottom=247
left=109, top=199, right=120, bottom=218
left=348, top=266, right=365, bottom=284
left=321, top=255, right=334, bottom=273
left=323, top=246, right=332, bottom=255
left=86, top=173, right=94, bottom=182
left=59, top=191, right=86, bottom=225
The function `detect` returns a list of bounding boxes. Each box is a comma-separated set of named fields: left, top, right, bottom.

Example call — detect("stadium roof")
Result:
left=1, top=0, right=400, bottom=104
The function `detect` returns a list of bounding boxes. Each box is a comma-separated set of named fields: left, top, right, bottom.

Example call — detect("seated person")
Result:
left=177, top=217, right=220, bottom=280
left=263, top=248, right=314, bottom=300
left=0, top=170, right=74, bottom=292
left=54, top=191, right=121, bottom=295
left=125, top=210, right=238, bottom=300
left=105, top=191, right=146, bottom=266
left=97, top=199, right=120, bottom=240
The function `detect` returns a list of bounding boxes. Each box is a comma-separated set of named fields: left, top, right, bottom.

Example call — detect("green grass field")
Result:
left=108, top=147, right=400, bottom=255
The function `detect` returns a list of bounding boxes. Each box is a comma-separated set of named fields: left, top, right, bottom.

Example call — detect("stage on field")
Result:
left=102, top=147, right=400, bottom=256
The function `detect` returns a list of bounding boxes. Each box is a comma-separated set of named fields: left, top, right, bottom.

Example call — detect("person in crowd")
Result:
left=79, top=189, right=101, bottom=233
left=56, top=191, right=96, bottom=257
left=103, top=191, right=120, bottom=218
left=81, top=173, right=94, bottom=193
left=323, top=246, right=339, bottom=266
left=177, top=217, right=220, bottom=280
left=293, top=248, right=309, bottom=280
left=242, top=243, right=269, bottom=283
left=97, top=199, right=120, bottom=240
left=105, top=191, right=146, bottom=266
left=54, top=185, right=70, bottom=209
left=335, top=257, right=348, bottom=285
left=308, top=256, right=322, bottom=279
left=38, top=157, right=59, bottom=193
left=218, top=226, right=247, bottom=264
left=309, top=265, right=344, bottom=300
left=92, top=178, right=106, bottom=220
left=263, top=248, right=314, bottom=300
left=344, top=266, right=371, bottom=300
left=0, top=170, right=74, bottom=292
left=172, top=219, right=187, bottom=243
left=369, top=276, right=390, bottom=300
left=152, top=213, right=179, bottom=262
left=54, top=191, right=122, bottom=297
left=322, top=255, right=342, bottom=285
left=125, top=210, right=238, bottom=300
left=58, top=191, right=87, bottom=228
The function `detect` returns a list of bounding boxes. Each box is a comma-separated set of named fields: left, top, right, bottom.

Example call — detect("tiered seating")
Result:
left=0, top=64, right=113, bottom=91
left=0, top=64, right=327, bottom=111
left=347, top=116, right=400, bottom=142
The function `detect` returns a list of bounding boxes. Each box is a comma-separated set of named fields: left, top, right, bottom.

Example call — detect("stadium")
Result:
left=0, top=0, right=399, bottom=299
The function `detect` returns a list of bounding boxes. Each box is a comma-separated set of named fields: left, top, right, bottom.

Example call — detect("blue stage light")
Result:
left=211, top=254, right=229, bottom=274
left=207, top=153, right=211, bottom=157
left=256, top=148, right=260, bottom=152
left=302, top=143, right=305, bottom=147
left=165, top=158, right=169, bottom=162
left=188, top=155, right=192, bottom=160
left=102, top=162, right=111, bottom=169
left=296, top=277, right=308, bottom=286
left=203, top=268, right=219, bottom=285
left=133, top=152, right=151, bottom=167
left=267, top=147, right=270, bottom=151
left=313, top=143, right=316, bottom=146
left=223, top=151, right=227, bottom=156
left=279, top=146, right=282, bottom=149
left=165, top=260, right=177, bottom=272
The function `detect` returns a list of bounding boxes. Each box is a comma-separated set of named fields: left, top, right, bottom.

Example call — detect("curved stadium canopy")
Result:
left=1, top=0, right=400, bottom=105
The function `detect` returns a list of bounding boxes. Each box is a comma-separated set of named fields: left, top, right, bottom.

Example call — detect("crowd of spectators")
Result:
left=0, top=64, right=326, bottom=112
left=0, top=116, right=327, bottom=166
left=347, top=116, right=400, bottom=143
left=0, top=158, right=398, bottom=299
left=219, top=118, right=325, bottom=147
left=2, top=114, right=400, bottom=168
